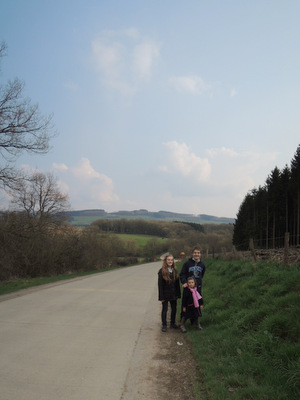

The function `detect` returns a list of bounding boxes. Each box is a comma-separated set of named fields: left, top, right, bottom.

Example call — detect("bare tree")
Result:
left=9, top=171, right=70, bottom=226
left=0, top=42, right=55, bottom=189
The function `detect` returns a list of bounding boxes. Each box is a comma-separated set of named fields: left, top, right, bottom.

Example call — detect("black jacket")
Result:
left=158, top=268, right=181, bottom=301
left=181, top=287, right=203, bottom=320
left=179, top=258, right=206, bottom=294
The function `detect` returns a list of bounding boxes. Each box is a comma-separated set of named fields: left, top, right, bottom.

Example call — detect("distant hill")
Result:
left=67, top=209, right=235, bottom=226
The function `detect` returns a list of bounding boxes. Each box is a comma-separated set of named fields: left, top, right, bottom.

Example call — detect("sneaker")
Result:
left=170, top=323, right=179, bottom=329
left=196, top=323, right=203, bottom=330
left=180, top=325, right=187, bottom=333
left=161, top=325, right=167, bottom=332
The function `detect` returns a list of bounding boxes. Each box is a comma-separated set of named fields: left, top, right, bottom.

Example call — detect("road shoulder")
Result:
left=121, top=288, right=200, bottom=400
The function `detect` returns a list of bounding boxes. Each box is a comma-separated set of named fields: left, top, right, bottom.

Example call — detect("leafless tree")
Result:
left=0, top=42, right=55, bottom=189
left=9, top=171, right=70, bottom=227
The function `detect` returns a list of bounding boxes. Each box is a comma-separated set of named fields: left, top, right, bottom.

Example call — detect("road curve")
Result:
left=0, top=261, right=162, bottom=400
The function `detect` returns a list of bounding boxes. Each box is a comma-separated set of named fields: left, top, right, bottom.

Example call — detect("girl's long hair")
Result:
left=161, top=254, right=178, bottom=283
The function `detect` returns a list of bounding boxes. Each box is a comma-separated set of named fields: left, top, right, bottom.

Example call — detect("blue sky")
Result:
left=1, top=0, right=299, bottom=218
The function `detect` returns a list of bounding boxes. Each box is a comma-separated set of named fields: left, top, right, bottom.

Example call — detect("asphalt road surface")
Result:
left=0, top=261, right=162, bottom=400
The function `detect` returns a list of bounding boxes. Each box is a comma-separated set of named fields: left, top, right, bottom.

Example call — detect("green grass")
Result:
left=69, top=216, right=99, bottom=225
left=0, top=267, right=122, bottom=296
left=179, top=258, right=300, bottom=400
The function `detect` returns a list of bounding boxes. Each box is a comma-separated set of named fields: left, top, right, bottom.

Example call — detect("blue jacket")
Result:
left=179, top=258, right=206, bottom=294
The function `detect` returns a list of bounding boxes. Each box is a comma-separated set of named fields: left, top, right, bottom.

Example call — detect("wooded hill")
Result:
left=91, top=218, right=205, bottom=237
left=233, top=144, right=300, bottom=250
left=67, top=209, right=235, bottom=227
left=91, top=218, right=234, bottom=259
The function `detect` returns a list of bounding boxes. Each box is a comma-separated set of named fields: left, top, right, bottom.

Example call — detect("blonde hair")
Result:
left=161, top=254, right=178, bottom=284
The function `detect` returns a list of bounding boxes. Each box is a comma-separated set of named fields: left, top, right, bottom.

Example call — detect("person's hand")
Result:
left=183, top=283, right=188, bottom=288
left=182, top=307, right=186, bottom=312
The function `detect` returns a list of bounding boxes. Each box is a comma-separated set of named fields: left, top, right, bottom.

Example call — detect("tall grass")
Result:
left=182, top=258, right=300, bottom=400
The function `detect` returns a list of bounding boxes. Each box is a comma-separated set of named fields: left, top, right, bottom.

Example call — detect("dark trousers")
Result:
left=161, top=300, right=177, bottom=326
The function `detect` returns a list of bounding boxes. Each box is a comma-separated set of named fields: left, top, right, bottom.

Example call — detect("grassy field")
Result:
left=177, top=258, right=300, bottom=400
left=69, top=216, right=100, bottom=226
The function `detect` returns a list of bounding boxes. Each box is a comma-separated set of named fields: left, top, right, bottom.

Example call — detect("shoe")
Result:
left=196, top=323, right=203, bottom=330
left=180, top=325, right=187, bottom=333
left=161, top=325, right=167, bottom=332
left=170, top=323, right=179, bottom=329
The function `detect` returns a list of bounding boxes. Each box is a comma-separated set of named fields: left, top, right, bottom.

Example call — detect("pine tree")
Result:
left=290, top=145, right=300, bottom=245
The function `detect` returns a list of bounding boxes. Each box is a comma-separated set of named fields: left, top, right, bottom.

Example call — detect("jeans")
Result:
left=161, top=300, right=177, bottom=326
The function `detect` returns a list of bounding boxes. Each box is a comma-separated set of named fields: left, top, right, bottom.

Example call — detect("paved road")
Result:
left=0, top=262, right=161, bottom=400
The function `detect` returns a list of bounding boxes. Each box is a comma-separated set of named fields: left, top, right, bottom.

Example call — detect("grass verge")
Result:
left=180, top=258, right=300, bottom=400
left=0, top=267, right=123, bottom=296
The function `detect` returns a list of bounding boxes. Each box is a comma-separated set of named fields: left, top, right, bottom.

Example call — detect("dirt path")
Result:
left=121, top=284, right=201, bottom=400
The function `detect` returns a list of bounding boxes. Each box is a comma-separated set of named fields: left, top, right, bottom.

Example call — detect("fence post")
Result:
left=284, top=232, right=289, bottom=265
left=249, top=238, right=257, bottom=262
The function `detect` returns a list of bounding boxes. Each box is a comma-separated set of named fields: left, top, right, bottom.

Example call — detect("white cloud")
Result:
left=71, top=158, right=103, bottom=180
left=169, top=75, right=211, bottom=95
left=91, top=29, right=160, bottom=96
left=204, top=147, right=278, bottom=195
left=92, top=40, right=122, bottom=78
left=56, top=179, right=69, bottom=196
left=53, top=162, right=68, bottom=171
left=155, top=145, right=279, bottom=217
left=132, top=41, right=160, bottom=80
left=53, top=158, right=119, bottom=208
left=206, top=147, right=238, bottom=158
left=160, top=141, right=211, bottom=182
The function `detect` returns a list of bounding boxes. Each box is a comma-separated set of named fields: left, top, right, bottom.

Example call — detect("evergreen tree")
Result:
left=266, top=167, right=282, bottom=247
left=290, top=145, right=300, bottom=245
left=280, top=165, right=291, bottom=235
left=233, top=192, right=255, bottom=250
left=233, top=144, right=299, bottom=250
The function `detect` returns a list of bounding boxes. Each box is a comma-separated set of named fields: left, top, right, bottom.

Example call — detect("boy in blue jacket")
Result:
left=179, top=247, right=206, bottom=295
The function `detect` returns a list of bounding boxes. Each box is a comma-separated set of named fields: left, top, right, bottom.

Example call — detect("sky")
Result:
left=1, top=0, right=300, bottom=218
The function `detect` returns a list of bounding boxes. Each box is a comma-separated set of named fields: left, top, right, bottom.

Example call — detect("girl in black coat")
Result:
left=180, top=276, right=203, bottom=333
left=158, top=254, right=181, bottom=332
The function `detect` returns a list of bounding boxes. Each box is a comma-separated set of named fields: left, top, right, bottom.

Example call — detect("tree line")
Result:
left=92, top=218, right=233, bottom=259
left=91, top=218, right=204, bottom=237
left=233, top=145, right=300, bottom=250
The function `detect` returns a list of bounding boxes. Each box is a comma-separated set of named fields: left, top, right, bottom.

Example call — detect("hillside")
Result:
left=67, top=209, right=235, bottom=226
left=184, top=258, right=300, bottom=399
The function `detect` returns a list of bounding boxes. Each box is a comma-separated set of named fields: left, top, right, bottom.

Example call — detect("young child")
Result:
left=158, top=254, right=181, bottom=332
left=180, top=276, right=203, bottom=333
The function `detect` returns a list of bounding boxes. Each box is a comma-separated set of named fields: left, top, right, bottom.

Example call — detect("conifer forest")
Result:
left=233, top=145, right=300, bottom=250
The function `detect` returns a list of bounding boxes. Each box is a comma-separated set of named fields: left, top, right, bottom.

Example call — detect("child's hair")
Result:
left=187, top=276, right=197, bottom=285
left=161, top=254, right=178, bottom=283
left=192, top=246, right=201, bottom=252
